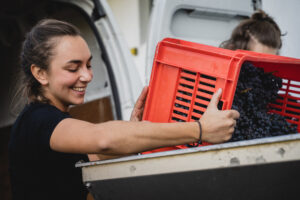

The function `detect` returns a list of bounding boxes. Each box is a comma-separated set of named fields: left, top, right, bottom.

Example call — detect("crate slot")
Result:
left=193, top=104, right=206, bottom=113
left=171, top=116, right=186, bottom=122
left=287, top=103, right=300, bottom=110
left=175, top=103, right=190, bottom=110
left=182, top=69, right=196, bottom=75
left=287, top=118, right=299, bottom=123
left=173, top=110, right=188, bottom=117
left=271, top=101, right=283, bottom=106
left=196, top=84, right=216, bottom=92
left=182, top=76, right=195, bottom=83
left=198, top=88, right=214, bottom=95
left=199, top=81, right=215, bottom=88
left=178, top=90, right=192, bottom=97
left=173, top=106, right=189, bottom=114
left=192, top=112, right=202, bottom=118
left=291, top=80, right=300, bottom=86
left=177, top=92, right=192, bottom=101
left=179, top=83, right=194, bottom=90
left=285, top=115, right=299, bottom=122
left=191, top=116, right=200, bottom=120
left=181, top=71, right=196, bottom=80
left=286, top=109, right=300, bottom=116
left=180, top=79, right=194, bottom=87
left=269, top=107, right=282, bottom=112
left=174, top=99, right=191, bottom=107
left=196, top=95, right=211, bottom=102
left=200, top=74, right=217, bottom=81
left=176, top=96, right=191, bottom=103
left=289, top=86, right=300, bottom=92
left=193, top=109, right=204, bottom=115
left=194, top=101, right=207, bottom=109
left=178, top=85, right=194, bottom=93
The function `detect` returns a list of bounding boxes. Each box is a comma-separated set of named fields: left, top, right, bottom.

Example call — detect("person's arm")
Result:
left=50, top=88, right=239, bottom=155
left=88, top=86, right=149, bottom=161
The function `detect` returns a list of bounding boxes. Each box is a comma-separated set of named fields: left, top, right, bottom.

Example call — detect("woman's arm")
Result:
left=50, top=88, right=239, bottom=155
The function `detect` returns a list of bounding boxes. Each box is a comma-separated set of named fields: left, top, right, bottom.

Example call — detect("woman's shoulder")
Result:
left=15, top=102, right=70, bottom=125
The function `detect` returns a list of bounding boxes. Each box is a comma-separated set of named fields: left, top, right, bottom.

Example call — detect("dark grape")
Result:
left=229, top=62, right=298, bottom=142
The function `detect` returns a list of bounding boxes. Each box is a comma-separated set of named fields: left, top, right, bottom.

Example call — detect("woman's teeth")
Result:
left=73, top=87, right=85, bottom=92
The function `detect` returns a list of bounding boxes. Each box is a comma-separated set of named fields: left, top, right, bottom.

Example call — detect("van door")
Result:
left=62, top=0, right=143, bottom=121
left=145, top=0, right=258, bottom=83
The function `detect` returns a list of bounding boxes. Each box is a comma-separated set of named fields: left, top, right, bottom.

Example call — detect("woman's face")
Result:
left=248, top=37, right=278, bottom=55
left=43, top=35, right=93, bottom=111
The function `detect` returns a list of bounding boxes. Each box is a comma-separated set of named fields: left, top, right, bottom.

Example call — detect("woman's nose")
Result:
left=79, top=67, right=93, bottom=82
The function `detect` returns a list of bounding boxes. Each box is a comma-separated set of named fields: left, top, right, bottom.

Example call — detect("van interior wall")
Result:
left=1, top=1, right=114, bottom=199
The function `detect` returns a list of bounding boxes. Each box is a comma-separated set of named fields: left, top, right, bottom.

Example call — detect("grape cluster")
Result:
left=229, top=62, right=298, bottom=142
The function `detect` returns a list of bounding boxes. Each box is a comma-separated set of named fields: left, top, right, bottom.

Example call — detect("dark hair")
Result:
left=220, top=10, right=283, bottom=51
left=20, top=19, right=81, bottom=103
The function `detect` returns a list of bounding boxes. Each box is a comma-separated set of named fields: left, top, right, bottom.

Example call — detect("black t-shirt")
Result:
left=9, top=102, right=88, bottom=200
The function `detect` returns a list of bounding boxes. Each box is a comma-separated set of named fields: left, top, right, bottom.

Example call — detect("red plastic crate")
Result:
left=142, top=38, right=300, bottom=154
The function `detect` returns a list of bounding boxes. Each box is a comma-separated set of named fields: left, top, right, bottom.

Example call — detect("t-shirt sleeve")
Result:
left=30, top=105, right=70, bottom=150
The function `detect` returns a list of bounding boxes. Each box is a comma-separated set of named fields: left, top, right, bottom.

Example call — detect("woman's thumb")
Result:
left=207, top=88, right=222, bottom=110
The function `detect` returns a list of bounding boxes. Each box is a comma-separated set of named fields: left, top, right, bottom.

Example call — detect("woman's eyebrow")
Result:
left=66, top=55, right=93, bottom=64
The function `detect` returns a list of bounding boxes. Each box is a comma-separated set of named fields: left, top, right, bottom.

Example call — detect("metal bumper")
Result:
left=76, top=134, right=300, bottom=200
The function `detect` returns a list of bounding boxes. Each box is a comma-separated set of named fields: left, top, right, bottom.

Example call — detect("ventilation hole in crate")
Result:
left=176, top=96, right=191, bottom=103
left=200, top=74, right=217, bottom=81
left=193, top=109, right=204, bottom=115
left=270, top=107, right=282, bottom=112
left=179, top=83, right=194, bottom=90
left=199, top=81, right=215, bottom=88
left=175, top=103, right=189, bottom=110
left=191, top=116, right=200, bottom=121
left=172, top=117, right=186, bottom=122
left=286, top=109, right=300, bottom=116
left=218, top=100, right=223, bottom=110
left=286, top=98, right=300, bottom=110
left=198, top=88, right=213, bottom=95
left=173, top=110, right=188, bottom=117
left=291, top=80, right=300, bottom=86
left=182, top=77, right=195, bottom=83
left=277, top=95, right=284, bottom=100
left=183, top=70, right=197, bottom=75
left=178, top=90, right=192, bottom=96
left=285, top=116, right=299, bottom=122
left=195, top=102, right=207, bottom=109
left=278, top=90, right=286, bottom=95
left=288, top=97, right=300, bottom=102
left=287, top=104, right=300, bottom=110
left=289, top=86, right=300, bottom=93
left=196, top=95, right=211, bottom=102
left=271, top=101, right=283, bottom=106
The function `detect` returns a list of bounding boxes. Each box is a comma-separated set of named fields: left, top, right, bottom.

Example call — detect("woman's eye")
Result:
left=68, top=68, right=78, bottom=72
left=87, top=65, right=92, bottom=69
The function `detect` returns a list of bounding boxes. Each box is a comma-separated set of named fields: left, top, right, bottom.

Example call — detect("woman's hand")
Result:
left=200, top=88, right=240, bottom=143
left=130, top=86, right=149, bottom=122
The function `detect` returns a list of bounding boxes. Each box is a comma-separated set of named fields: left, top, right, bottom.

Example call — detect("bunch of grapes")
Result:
left=229, top=62, right=298, bottom=142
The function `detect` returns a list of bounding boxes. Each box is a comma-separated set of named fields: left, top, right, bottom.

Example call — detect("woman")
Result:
left=9, top=19, right=239, bottom=200
left=220, top=10, right=282, bottom=54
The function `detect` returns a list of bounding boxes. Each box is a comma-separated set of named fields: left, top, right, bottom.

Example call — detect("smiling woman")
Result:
left=31, top=35, right=93, bottom=111
left=9, top=19, right=240, bottom=200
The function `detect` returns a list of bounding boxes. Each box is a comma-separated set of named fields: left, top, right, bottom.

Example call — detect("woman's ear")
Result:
left=31, top=64, right=49, bottom=85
